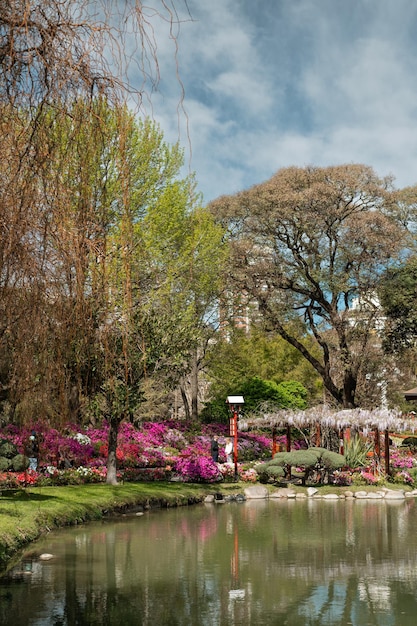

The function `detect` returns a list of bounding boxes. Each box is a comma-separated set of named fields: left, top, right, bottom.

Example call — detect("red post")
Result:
left=233, top=408, right=238, bottom=480
left=374, top=428, right=381, bottom=466
left=272, top=426, right=277, bottom=457
left=384, top=429, right=390, bottom=476
left=339, top=428, right=344, bottom=455
left=226, top=396, right=244, bottom=482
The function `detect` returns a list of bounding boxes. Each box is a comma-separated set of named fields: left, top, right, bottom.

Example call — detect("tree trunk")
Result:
left=106, top=418, right=119, bottom=485
left=180, top=385, right=191, bottom=420
left=190, top=351, right=199, bottom=421
left=342, top=370, right=357, bottom=409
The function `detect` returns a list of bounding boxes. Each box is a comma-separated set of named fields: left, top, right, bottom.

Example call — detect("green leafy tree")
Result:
left=205, top=327, right=322, bottom=405
left=379, top=256, right=417, bottom=353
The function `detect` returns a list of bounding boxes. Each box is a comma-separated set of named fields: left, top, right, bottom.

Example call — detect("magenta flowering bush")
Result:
left=393, top=470, right=413, bottom=485
left=390, top=450, right=417, bottom=470
left=175, top=455, right=220, bottom=482
left=0, top=419, right=276, bottom=485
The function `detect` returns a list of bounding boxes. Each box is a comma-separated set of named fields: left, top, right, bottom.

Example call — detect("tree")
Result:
left=209, top=164, right=407, bottom=408
left=379, top=256, right=417, bottom=354
left=205, top=327, right=322, bottom=400
left=137, top=187, right=227, bottom=421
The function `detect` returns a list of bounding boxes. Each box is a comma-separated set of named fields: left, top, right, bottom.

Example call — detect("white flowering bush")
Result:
left=72, top=433, right=92, bottom=445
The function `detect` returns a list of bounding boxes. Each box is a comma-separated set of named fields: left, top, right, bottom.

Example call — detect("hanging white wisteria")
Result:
left=245, top=406, right=416, bottom=434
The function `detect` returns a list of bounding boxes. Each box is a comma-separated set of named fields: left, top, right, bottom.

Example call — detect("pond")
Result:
left=1, top=497, right=417, bottom=625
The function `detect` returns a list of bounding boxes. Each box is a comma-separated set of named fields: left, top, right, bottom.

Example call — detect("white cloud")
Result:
left=134, top=0, right=417, bottom=201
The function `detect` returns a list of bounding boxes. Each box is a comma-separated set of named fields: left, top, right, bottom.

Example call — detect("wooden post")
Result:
left=374, top=428, right=380, bottom=463
left=315, top=422, right=321, bottom=447
left=339, top=428, right=344, bottom=455
left=384, top=429, right=390, bottom=476
left=272, top=426, right=277, bottom=458
left=286, top=424, right=291, bottom=452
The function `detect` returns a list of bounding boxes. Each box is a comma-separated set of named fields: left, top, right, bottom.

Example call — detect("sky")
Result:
left=134, top=0, right=417, bottom=203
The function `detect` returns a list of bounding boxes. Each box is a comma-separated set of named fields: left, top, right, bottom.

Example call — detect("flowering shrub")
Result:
left=0, top=419, right=276, bottom=485
left=218, top=463, right=236, bottom=482
left=175, top=456, right=220, bottom=483
left=390, top=450, right=417, bottom=470
left=331, top=470, right=353, bottom=486
left=239, top=467, right=258, bottom=483
left=393, top=470, right=414, bottom=485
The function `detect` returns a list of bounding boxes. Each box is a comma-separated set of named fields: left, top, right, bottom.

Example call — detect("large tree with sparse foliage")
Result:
left=210, top=164, right=408, bottom=409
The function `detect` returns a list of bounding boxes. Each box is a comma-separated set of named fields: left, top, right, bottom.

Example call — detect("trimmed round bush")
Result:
left=0, top=440, right=18, bottom=459
left=266, top=465, right=285, bottom=479
left=11, top=454, right=30, bottom=472
left=268, top=453, right=289, bottom=467
left=285, top=450, right=318, bottom=468
left=321, top=450, right=345, bottom=470
left=0, top=456, right=11, bottom=471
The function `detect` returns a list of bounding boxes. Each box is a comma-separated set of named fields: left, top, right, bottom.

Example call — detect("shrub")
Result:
left=11, top=454, right=29, bottom=472
left=0, top=457, right=11, bottom=471
left=0, top=440, right=18, bottom=459
left=254, top=462, right=284, bottom=483
left=344, top=436, right=372, bottom=469
left=321, top=450, right=345, bottom=470
left=401, top=437, right=417, bottom=450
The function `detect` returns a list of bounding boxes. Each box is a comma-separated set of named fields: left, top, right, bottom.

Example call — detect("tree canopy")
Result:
left=209, top=164, right=408, bottom=408
left=379, top=255, right=417, bottom=354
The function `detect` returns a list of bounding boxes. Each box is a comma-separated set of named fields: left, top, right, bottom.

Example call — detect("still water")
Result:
left=1, top=497, right=417, bottom=625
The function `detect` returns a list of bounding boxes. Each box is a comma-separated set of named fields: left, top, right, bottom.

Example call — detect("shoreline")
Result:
left=0, top=481, right=413, bottom=573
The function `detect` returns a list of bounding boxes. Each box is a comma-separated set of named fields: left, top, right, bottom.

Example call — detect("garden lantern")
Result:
left=226, top=395, right=244, bottom=480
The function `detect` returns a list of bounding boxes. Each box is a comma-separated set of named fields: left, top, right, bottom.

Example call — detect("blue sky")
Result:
left=136, top=0, right=417, bottom=203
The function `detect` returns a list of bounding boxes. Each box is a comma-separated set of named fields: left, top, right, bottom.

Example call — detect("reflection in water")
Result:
left=1, top=498, right=417, bottom=624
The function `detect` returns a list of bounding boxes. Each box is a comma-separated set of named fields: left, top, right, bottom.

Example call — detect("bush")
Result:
left=254, top=462, right=284, bottom=483
left=0, top=457, right=11, bottom=471
left=401, top=437, right=417, bottom=450
left=11, top=454, right=29, bottom=472
left=344, top=436, right=372, bottom=469
left=320, top=450, right=345, bottom=470
left=0, top=440, right=18, bottom=459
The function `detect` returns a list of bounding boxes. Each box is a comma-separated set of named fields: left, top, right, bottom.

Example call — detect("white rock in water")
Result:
left=39, top=553, right=54, bottom=561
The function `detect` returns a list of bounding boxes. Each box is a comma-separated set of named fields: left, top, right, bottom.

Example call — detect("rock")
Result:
left=384, top=490, right=405, bottom=500
left=322, top=494, right=339, bottom=500
left=307, top=487, right=318, bottom=497
left=366, top=492, right=383, bottom=499
left=354, top=491, right=368, bottom=498
left=204, top=495, right=215, bottom=503
left=270, top=488, right=292, bottom=499
left=295, top=492, right=307, bottom=499
left=244, top=485, right=269, bottom=499
left=39, top=553, right=54, bottom=561
left=344, top=491, right=354, bottom=498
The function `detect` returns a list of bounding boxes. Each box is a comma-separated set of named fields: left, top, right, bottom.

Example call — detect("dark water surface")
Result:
left=1, top=497, right=417, bottom=625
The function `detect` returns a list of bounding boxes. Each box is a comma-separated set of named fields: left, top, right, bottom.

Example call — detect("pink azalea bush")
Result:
left=0, top=420, right=276, bottom=486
